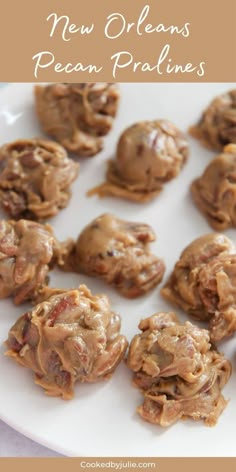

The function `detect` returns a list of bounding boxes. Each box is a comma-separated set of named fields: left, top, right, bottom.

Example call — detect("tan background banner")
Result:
left=0, top=0, right=235, bottom=81
left=0, top=458, right=236, bottom=472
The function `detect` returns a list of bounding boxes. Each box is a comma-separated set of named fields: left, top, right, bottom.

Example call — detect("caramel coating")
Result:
left=89, top=120, right=189, bottom=202
left=0, top=138, right=79, bottom=220
left=161, top=234, right=236, bottom=342
left=127, top=312, right=231, bottom=427
left=5, top=285, right=128, bottom=399
left=190, top=89, right=236, bottom=151
left=0, top=219, right=66, bottom=304
left=191, top=144, right=236, bottom=230
left=35, top=83, right=120, bottom=157
left=70, top=213, right=165, bottom=298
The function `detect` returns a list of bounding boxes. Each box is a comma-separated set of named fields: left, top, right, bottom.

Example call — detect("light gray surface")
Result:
left=0, top=82, right=61, bottom=457
left=0, top=420, right=62, bottom=457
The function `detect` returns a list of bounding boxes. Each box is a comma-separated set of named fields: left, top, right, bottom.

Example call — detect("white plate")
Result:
left=0, top=83, right=235, bottom=457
